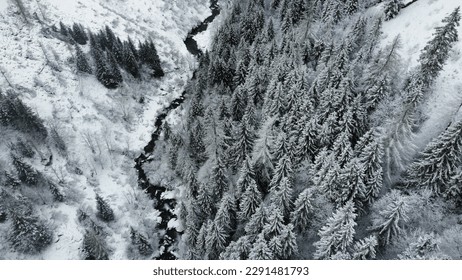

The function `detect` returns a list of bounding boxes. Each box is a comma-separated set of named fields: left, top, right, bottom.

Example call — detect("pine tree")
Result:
left=11, top=154, right=39, bottom=185
left=271, top=223, right=299, bottom=259
left=358, top=132, right=384, bottom=205
left=270, top=177, right=294, bottom=219
left=189, top=120, right=207, bottom=164
left=228, top=112, right=256, bottom=171
left=236, top=157, right=256, bottom=196
left=336, top=158, right=366, bottom=208
left=238, top=178, right=262, bottom=222
left=418, top=7, right=460, bottom=84
left=210, top=155, right=229, bottom=200
left=268, top=154, right=293, bottom=193
left=405, top=120, right=462, bottom=195
left=123, top=43, right=140, bottom=78
left=370, top=190, right=409, bottom=245
left=398, top=232, right=443, bottom=260
left=314, top=201, right=357, bottom=259
left=220, top=235, right=251, bottom=260
left=205, top=220, right=229, bottom=259
left=71, top=23, right=88, bottom=45
left=130, top=228, right=153, bottom=256
left=263, top=205, right=285, bottom=239
left=446, top=170, right=462, bottom=203
left=82, top=230, right=109, bottom=260
left=108, top=53, right=123, bottom=86
left=59, top=21, right=68, bottom=37
left=215, top=193, right=237, bottom=232
left=244, top=205, right=268, bottom=240
left=96, top=194, right=115, bottom=222
left=75, top=44, right=92, bottom=74
left=252, top=118, right=276, bottom=192
left=290, top=188, right=314, bottom=232
left=8, top=214, right=53, bottom=254
left=384, top=0, right=403, bottom=21
left=352, top=235, right=378, bottom=260
left=248, top=234, right=274, bottom=260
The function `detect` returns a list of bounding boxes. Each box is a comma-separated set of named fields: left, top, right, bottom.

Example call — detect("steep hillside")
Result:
left=382, top=0, right=462, bottom=150
left=143, top=0, right=462, bottom=260
left=0, top=0, right=210, bottom=259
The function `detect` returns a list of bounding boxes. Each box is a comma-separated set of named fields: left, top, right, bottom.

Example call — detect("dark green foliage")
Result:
left=130, top=227, right=153, bottom=256
left=405, top=120, right=462, bottom=194
left=139, top=40, right=164, bottom=77
left=70, top=23, right=88, bottom=45
left=418, top=7, right=460, bottom=84
left=92, top=46, right=122, bottom=89
left=75, top=44, right=92, bottom=74
left=314, top=201, right=357, bottom=259
left=153, top=0, right=462, bottom=260
left=0, top=92, right=48, bottom=140
left=59, top=21, right=68, bottom=37
left=8, top=214, right=53, bottom=254
left=96, top=194, right=115, bottom=222
left=11, top=154, right=39, bottom=185
left=122, top=43, right=140, bottom=78
left=10, top=138, right=35, bottom=158
left=82, top=230, right=109, bottom=260
left=384, top=0, right=403, bottom=21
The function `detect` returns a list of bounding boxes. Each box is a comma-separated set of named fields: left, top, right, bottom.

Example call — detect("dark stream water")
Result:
left=134, top=0, right=220, bottom=260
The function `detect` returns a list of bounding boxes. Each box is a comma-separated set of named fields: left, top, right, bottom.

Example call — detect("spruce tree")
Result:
left=215, top=193, right=237, bottom=232
left=290, top=188, right=314, bottom=232
left=71, top=23, right=88, bottom=45
left=238, top=178, right=262, bottom=222
left=82, top=230, right=109, bottom=260
left=205, top=220, right=229, bottom=259
left=405, top=120, right=462, bottom=194
left=358, top=132, right=384, bottom=205
left=228, top=112, right=255, bottom=171
left=96, top=194, right=115, bottom=222
left=123, top=43, right=140, bottom=78
left=268, top=154, right=293, bottom=193
left=418, top=7, right=460, bottom=84
left=248, top=234, right=274, bottom=260
left=252, top=118, right=276, bottom=192
left=244, top=206, right=268, bottom=240
left=313, top=201, right=357, bottom=259
left=220, top=235, right=251, bottom=260
left=75, top=44, right=92, bottom=74
left=270, top=177, right=294, bottom=219
left=352, top=235, right=378, bottom=260
left=8, top=214, right=53, bottom=254
left=263, top=205, right=285, bottom=239
left=384, top=0, right=403, bottom=21
left=370, top=190, right=409, bottom=245
left=11, top=154, right=39, bottom=185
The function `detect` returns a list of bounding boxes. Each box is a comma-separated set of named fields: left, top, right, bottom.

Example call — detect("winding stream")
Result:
left=134, top=0, right=220, bottom=260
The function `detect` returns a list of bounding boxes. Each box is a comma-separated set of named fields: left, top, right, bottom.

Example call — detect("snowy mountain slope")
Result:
left=381, top=0, right=462, bottom=149
left=0, top=0, right=210, bottom=259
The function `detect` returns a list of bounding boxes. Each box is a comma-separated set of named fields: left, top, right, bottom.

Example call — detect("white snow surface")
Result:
left=0, top=0, right=210, bottom=259
left=381, top=0, right=462, bottom=148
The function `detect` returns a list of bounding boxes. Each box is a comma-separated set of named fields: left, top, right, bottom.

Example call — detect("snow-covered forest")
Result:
left=1, top=0, right=462, bottom=260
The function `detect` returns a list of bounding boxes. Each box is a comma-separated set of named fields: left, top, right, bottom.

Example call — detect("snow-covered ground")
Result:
left=381, top=0, right=462, bottom=148
left=0, top=0, right=210, bottom=259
